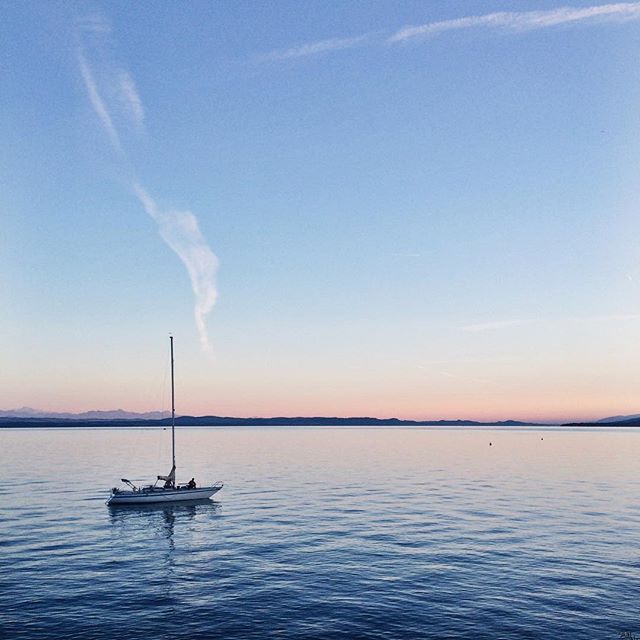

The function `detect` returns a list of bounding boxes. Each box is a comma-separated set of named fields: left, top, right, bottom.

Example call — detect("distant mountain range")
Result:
left=0, top=409, right=537, bottom=428
left=3, top=408, right=640, bottom=428
left=595, top=413, right=640, bottom=424
left=0, top=407, right=171, bottom=420
left=565, top=414, right=640, bottom=427
left=158, top=416, right=535, bottom=427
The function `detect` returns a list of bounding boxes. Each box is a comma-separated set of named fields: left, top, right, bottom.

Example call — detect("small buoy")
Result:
left=489, top=442, right=492, bottom=446
left=541, top=437, right=543, bottom=441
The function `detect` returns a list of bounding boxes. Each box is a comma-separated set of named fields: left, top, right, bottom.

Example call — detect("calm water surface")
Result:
left=1, top=426, right=639, bottom=639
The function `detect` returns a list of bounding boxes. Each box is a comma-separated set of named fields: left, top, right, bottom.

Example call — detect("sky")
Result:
left=2, top=0, right=640, bottom=423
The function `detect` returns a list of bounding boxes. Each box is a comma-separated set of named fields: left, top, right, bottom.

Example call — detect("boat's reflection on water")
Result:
left=108, top=499, right=221, bottom=550
left=107, top=500, right=221, bottom=604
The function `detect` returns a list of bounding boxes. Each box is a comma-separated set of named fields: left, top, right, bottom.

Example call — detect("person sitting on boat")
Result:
left=188, top=478, right=196, bottom=489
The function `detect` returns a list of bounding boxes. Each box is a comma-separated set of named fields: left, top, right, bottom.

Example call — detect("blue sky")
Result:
left=2, top=1, right=640, bottom=421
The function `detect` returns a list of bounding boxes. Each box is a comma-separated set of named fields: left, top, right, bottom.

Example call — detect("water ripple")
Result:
left=1, top=426, right=640, bottom=639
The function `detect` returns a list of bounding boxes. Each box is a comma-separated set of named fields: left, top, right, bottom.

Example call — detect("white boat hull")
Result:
left=107, top=484, right=223, bottom=505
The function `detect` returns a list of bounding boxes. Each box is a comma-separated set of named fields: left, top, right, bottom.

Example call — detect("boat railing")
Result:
left=173, top=480, right=224, bottom=489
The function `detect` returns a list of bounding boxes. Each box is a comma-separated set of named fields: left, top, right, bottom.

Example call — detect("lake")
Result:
left=1, top=426, right=639, bottom=639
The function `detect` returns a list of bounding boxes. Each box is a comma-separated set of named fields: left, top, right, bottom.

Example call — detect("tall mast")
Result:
left=170, top=335, right=176, bottom=472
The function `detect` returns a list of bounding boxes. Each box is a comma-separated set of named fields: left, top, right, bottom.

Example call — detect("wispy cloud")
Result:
left=463, top=319, right=532, bottom=333
left=77, top=52, right=121, bottom=151
left=134, top=186, right=219, bottom=352
left=76, top=13, right=145, bottom=147
left=462, top=313, right=640, bottom=333
left=75, top=12, right=219, bottom=352
left=257, top=2, right=640, bottom=62
left=118, top=71, right=145, bottom=130
left=389, top=2, right=640, bottom=42
left=258, top=34, right=370, bottom=62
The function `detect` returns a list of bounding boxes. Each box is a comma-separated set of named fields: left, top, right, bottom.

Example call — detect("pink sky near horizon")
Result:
left=3, top=369, right=637, bottom=424
left=4, top=324, right=640, bottom=423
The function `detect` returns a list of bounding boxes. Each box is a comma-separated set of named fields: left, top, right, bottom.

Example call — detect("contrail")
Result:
left=75, top=13, right=219, bottom=351
left=134, top=185, right=218, bottom=352
left=257, top=2, right=640, bottom=60
left=75, top=13, right=143, bottom=141
left=389, top=1, right=640, bottom=42
left=258, top=34, right=370, bottom=61
left=77, top=52, right=121, bottom=151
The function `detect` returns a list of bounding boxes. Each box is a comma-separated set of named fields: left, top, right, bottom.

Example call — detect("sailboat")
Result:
left=107, top=336, right=223, bottom=505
